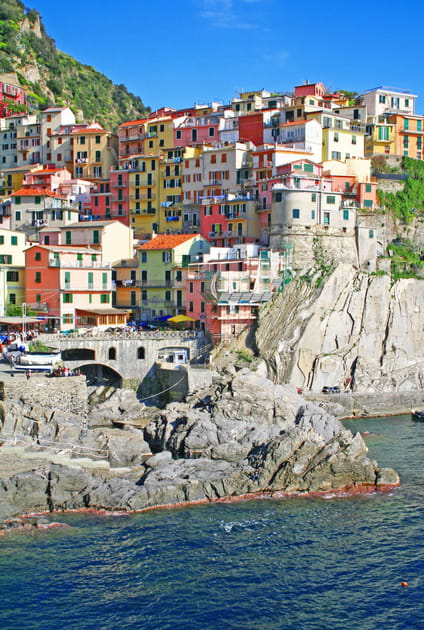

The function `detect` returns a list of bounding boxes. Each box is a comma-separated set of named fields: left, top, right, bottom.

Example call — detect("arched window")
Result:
left=137, top=347, right=145, bottom=360
left=108, top=347, right=116, bottom=360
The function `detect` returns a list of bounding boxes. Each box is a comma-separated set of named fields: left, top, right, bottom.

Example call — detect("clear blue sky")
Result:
left=30, top=0, right=424, bottom=113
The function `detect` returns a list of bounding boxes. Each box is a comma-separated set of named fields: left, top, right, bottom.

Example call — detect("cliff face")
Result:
left=255, top=264, right=424, bottom=392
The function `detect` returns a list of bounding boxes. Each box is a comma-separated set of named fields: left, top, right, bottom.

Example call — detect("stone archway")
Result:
left=77, top=363, right=122, bottom=388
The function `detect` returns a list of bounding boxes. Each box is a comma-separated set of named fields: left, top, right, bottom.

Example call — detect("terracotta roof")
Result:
left=139, top=233, right=200, bottom=250
left=119, top=118, right=149, bottom=128
left=11, top=188, right=66, bottom=199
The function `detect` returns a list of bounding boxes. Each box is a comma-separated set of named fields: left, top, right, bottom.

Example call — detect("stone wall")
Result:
left=0, top=376, right=87, bottom=434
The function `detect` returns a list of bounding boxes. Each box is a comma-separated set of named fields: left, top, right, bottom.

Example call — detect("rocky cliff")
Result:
left=0, top=369, right=398, bottom=522
left=255, top=263, right=424, bottom=393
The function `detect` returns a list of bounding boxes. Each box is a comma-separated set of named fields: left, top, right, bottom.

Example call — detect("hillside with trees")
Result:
left=0, top=0, right=150, bottom=128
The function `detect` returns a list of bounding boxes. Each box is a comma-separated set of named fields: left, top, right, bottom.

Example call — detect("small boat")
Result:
left=16, top=350, right=61, bottom=366
left=411, top=409, right=424, bottom=421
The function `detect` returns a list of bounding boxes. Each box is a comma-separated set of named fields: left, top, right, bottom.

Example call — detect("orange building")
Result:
left=24, top=244, right=126, bottom=331
left=387, top=113, right=424, bottom=160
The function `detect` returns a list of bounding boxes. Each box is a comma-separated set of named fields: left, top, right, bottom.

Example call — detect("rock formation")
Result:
left=255, top=264, right=424, bottom=392
left=0, top=369, right=399, bottom=521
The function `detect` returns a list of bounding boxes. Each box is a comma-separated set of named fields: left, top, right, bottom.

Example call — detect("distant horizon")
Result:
left=26, top=0, right=424, bottom=114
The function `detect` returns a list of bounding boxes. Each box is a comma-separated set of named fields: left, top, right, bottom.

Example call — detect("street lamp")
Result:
left=22, top=302, right=26, bottom=341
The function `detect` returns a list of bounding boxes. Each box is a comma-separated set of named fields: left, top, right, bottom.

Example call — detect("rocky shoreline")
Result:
left=0, top=367, right=401, bottom=532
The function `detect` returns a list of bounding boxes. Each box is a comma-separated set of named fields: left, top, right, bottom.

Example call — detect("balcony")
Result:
left=26, top=302, right=48, bottom=312
left=49, top=258, right=111, bottom=269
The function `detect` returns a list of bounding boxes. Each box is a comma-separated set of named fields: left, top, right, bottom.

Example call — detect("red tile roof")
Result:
left=139, top=233, right=200, bottom=250
left=11, top=188, right=66, bottom=198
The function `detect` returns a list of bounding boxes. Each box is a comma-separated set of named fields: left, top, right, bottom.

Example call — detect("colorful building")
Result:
left=24, top=243, right=126, bottom=331
left=137, top=233, right=209, bottom=322
left=0, top=228, right=26, bottom=315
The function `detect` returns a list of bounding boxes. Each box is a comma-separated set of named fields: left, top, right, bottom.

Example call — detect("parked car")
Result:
left=322, top=386, right=341, bottom=394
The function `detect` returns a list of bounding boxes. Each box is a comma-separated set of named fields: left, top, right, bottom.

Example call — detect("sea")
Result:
left=0, top=414, right=423, bottom=630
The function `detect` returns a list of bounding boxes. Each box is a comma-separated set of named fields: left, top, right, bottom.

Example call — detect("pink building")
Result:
left=24, top=243, right=122, bottom=331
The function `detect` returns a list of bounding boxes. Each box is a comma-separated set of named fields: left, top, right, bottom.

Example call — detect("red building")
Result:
left=0, top=80, right=26, bottom=118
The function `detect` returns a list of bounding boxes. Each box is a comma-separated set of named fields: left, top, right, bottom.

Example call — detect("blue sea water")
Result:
left=0, top=414, right=423, bottom=630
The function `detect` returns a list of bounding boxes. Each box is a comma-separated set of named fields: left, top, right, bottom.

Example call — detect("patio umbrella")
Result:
left=167, top=315, right=195, bottom=323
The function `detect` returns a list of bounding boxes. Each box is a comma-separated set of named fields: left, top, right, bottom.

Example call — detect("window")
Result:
left=141, top=251, right=147, bottom=263
left=35, top=271, right=41, bottom=283
left=176, top=270, right=182, bottom=282
left=93, top=230, right=99, bottom=244
left=343, top=209, right=349, bottom=220
left=0, top=235, right=3, bottom=244
left=80, top=136, right=85, bottom=145
left=379, top=94, right=386, bottom=103
left=331, top=151, right=341, bottom=160
left=63, top=293, right=73, bottom=303
left=95, top=150, right=101, bottom=162
left=292, top=209, right=300, bottom=219
left=9, top=293, right=16, bottom=304
left=274, top=192, right=282, bottom=202
left=209, top=127, right=215, bottom=137
left=6, top=271, right=18, bottom=282
left=65, top=231, right=71, bottom=245
left=352, top=135, right=357, bottom=145
left=404, top=136, right=409, bottom=148
left=15, top=196, right=21, bottom=205
left=100, top=294, right=110, bottom=303
left=334, top=132, right=339, bottom=142
left=364, top=200, right=373, bottom=208
left=369, top=229, right=374, bottom=238
left=323, top=212, right=330, bottom=225
left=165, top=290, right=171, bottom=302
left=311, top=193, right=316, bottom=202
left=95, top=135, right=101, bottom=144
left=326, top=196, right=336, bottom=204
left=417, top=120, right=422, bottom=132
left=62, top=314, right=74, bottom=324
left=189, top=301, right=193, bottom=312
left=404, top=119, right=409, bottom=130
left=35, top=251, right=41, bottom=261
left=141, top=290, right=147, bottom=301
left=88, top=272, right=93, bottom=289
left=64, top=271, right=70, bottom=288
left=311, top=209, right=315, bottom=220
left=365, top=183, right=372, bottom=193
left=189, top=282, right=193, bottom=293
left=137, top=347, right=145, bottom=359
left=108, top=347, right=116, bottom=360
left=131, top=291, right=137, bottom=306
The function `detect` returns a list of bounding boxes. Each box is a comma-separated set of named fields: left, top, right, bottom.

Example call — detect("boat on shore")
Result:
left=15, top=350, right=61, bottom=366
left=411, top=409, right=424, bottom=421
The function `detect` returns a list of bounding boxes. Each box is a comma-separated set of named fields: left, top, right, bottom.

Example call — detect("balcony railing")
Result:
left=49, top=258, right=111, bottom=269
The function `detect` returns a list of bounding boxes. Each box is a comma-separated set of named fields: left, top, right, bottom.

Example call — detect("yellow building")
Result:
left=0, top=227, right=27, bottom=315
left=72, top=122, right=118, bottom=182
left=364, top=121, right=396, bottom=156
left=128, top=154, right=161, bottom=238
left=143, top=116, right=174, bottom=155
left=306, top=111, right=365, bottom=161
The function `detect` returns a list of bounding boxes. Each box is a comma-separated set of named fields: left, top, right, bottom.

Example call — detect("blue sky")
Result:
left=31, top=0, right=423, bottom=113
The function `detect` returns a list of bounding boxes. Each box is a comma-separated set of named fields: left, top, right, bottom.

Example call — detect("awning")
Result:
left=167, top=314, right=195, bottom=323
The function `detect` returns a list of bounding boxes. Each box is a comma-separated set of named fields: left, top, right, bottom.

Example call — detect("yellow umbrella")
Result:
left=167, top=314, right=195, bottom=323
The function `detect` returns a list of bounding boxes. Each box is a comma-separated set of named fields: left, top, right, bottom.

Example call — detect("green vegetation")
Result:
left=28, top=339, right=51, bottom=352
left=387, top=239, right=424, bottom=281
left=378, top=157, right=424, bottom=224
left=5, top=304, right=35, bottom=316
left=0, top=0, right=150, bottom=129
